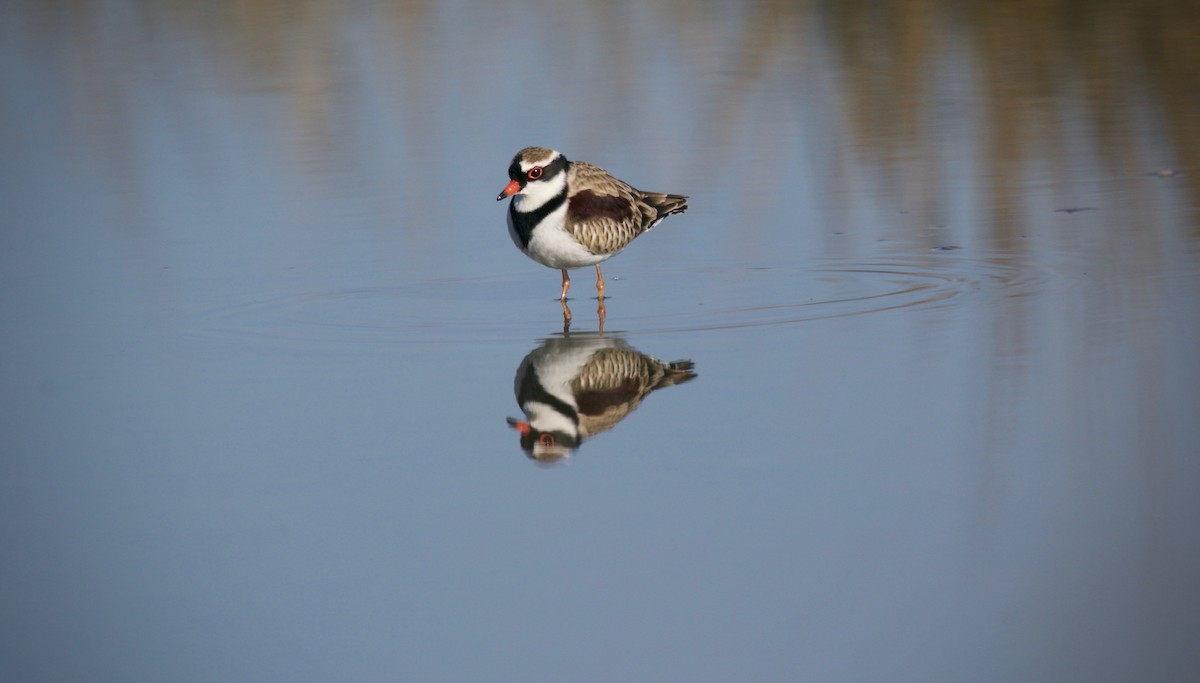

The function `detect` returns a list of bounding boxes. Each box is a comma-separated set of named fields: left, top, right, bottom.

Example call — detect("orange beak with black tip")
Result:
left=497, top=179, right=522, bottom=201
left=506, top=417, right=531, bottom=435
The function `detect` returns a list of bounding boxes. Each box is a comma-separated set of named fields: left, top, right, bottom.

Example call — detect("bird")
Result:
left=497, top=147, right=688, bottom=302
left=507, top=334, right=697, bottom=462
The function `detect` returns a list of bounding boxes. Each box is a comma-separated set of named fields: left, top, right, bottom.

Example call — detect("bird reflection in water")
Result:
left=507, top=333, right=696, bottom=463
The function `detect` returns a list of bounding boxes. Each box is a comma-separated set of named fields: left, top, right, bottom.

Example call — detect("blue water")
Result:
left=2, top=1, right=1198, bottom=681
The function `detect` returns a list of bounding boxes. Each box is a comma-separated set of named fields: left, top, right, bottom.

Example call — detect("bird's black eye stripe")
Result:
left=545, top=155, right=568, bottom=179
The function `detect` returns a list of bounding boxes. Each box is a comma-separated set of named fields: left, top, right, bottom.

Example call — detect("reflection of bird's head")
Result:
left=507, top=417, right=580, bottom=463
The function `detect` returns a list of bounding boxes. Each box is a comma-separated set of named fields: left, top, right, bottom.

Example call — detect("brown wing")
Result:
left=566, top=162, right=668, bottom=255
left=570, top=347, right=696, bottom=438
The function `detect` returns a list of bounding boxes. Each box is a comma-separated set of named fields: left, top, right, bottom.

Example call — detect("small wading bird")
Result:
left=497, top=147, right=688, bottom=309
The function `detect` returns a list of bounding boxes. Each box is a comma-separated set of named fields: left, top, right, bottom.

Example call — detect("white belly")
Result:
left=509, top=204, right=613, bottom=270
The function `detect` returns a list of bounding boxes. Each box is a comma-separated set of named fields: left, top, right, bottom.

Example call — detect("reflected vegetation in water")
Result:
left=507, top=334, right=696, bottom=463
left=10, top=0, right=1196, bottom=238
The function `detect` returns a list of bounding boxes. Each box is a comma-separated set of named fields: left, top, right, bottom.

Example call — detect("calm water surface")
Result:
left=2, top=1, right=1198, bottom=681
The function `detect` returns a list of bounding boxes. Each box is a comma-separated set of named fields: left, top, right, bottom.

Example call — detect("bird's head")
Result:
left=497, top=147, right=568, bottom=207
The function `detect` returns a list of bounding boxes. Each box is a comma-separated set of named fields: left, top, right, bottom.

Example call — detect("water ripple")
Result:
left=190, top=251, right=1074, bottom=346
left=623, top=251, right=1069, bottom=333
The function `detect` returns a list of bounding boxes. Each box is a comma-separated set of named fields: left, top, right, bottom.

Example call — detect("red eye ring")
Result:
left=538, top=433, right=555, bottom=446
left=527, top=167, right=543, bottom=180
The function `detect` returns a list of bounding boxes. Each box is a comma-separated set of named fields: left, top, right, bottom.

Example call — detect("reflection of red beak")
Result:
left=496, top=179, right=522, bottom=201
left=506, top=417, right=532, bottom=435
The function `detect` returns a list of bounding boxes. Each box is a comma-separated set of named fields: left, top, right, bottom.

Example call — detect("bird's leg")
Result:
left=595, top=264, right=605, bottom=300
left=560, top=269, right=570, bottom=301
left=597, top=298, right=606, bottom=333
left=561, top=299, right=573, bottom=334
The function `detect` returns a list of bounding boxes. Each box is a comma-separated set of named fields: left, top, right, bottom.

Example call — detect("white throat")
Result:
left=525, top=401, right=580, bottom=437
left=512, top=172, right=567, bottom=213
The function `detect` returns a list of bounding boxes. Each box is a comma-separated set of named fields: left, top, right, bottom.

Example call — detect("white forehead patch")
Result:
left=520, top=152, right=557, bottom=171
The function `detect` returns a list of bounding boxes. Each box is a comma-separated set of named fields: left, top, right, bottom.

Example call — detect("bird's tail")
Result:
left=643, top=192, right=689, bottom=220
left=658, top=360, right=697, bottom=388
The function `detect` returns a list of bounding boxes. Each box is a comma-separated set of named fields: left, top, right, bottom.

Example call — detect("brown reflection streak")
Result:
left=42, top=0, right=1199, bottom=227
